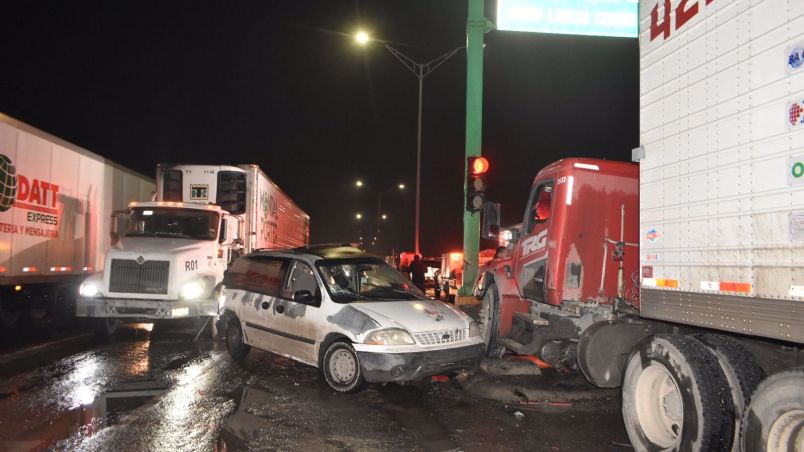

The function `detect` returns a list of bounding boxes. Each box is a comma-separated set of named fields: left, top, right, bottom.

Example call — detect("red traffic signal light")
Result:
left=467, top=156, right=489, bottom=212
left=470, top=156, right=489, bottom=175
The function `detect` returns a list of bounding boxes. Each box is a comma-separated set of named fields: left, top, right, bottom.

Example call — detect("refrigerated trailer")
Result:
left=476, top=0, right=804, bottom=450
left=76, top=163, right=309, bottom=338
left=0, top=113, right=154, bottom=326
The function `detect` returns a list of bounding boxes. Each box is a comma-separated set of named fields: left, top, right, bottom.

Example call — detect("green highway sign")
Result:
left=496, top=0, right=638, bottom=38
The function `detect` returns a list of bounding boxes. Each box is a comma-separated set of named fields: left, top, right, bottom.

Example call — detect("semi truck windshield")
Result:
left=126, top=207, right=219, bottom=240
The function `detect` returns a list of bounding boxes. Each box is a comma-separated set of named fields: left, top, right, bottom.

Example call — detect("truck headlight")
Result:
left=179, top=281, right=205, bottom=300
left=364, top=328, right=415, bottom=346
left=468, top=321, right=480, bottom=337
left=79, top=283, right=100, bottom=297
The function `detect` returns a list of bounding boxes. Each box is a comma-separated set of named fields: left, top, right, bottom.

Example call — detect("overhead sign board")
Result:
left=496, top=0, right=638, bottom=38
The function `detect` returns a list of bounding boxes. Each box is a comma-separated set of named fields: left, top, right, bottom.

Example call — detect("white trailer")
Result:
left=0, top=113, right=154, bottom=326
left=76, top=163, right=309, bottom=338
left=155, top=163, right=310, bottom=252
left=629, top=0, right=804, bottom=450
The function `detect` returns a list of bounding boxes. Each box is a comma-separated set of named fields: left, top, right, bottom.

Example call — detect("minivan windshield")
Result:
left=317, top=258, right=426, bottom=302
left=126, top=207, right=219, bottom=241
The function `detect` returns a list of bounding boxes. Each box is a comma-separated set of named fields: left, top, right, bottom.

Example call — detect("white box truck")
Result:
left=76, top=163, right=309, bottom=338
left=476, top=1, right=804, bottom=450
left=0, top=113, right=154, bottom=327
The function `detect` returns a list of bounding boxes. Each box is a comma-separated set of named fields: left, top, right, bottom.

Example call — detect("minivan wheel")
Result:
left=322, top=341, right=366, bottom=393
left=226, top=317, right=250, bottom=359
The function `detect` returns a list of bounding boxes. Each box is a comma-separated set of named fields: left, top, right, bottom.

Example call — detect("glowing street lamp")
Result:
left=355, top=213, right=363, bottom=220
left=355, top=180, right=364, bottom=187
left=381, top=214, right=388, bottom=220
left=355, top=31, right=370, bottom=46
left=355, top=33, right=464, bottom=254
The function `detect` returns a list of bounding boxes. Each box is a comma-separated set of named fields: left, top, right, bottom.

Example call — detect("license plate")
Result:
left=172, top=307, right=189, bottom=317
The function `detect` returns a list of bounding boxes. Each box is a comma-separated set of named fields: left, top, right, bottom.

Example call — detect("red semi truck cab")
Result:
left=480, top=158, right=639, bottom=337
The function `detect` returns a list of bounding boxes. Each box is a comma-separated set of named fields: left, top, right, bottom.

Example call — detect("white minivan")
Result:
left=217, top=245, right=484, bottom=392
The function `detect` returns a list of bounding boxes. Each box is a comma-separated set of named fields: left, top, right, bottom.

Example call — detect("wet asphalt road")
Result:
left=0, top=321, right=630, bottom=451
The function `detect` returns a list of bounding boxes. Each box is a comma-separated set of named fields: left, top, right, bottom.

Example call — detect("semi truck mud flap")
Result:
left=76, top=297, right=218, bottom=319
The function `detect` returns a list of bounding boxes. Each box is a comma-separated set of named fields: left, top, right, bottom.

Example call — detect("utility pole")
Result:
left=383, top=45, right=464, bottom=256
left=459, top=0, right=489, bottom=296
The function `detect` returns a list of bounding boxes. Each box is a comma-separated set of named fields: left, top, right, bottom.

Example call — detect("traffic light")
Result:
left=466, top=156, right=489, bottom=212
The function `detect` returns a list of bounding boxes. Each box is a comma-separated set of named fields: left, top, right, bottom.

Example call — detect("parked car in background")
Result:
left=217, top=245, right=484, bottom=393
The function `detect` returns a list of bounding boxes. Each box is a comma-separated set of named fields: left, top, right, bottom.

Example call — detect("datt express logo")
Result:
left=0, top=154, right=18, bottom=212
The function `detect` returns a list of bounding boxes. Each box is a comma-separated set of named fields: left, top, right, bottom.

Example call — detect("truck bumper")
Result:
left=357, top=343, right=483, bottom=383
left=76, top=296, right=218, bottom=320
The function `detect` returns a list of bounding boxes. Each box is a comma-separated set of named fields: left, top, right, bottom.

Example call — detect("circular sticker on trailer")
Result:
left=646, top=228, right=659, bottom=243
left=0, top=154, right=18, bottom=212
left=788, top=45, right=803, bottom=71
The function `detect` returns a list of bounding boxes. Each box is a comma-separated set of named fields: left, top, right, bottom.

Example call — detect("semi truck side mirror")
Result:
left=219, top=219, right=227, bottom=243
left=482, top=202, right=501, bottom=239
left=109, top=210, right=128, bottom=246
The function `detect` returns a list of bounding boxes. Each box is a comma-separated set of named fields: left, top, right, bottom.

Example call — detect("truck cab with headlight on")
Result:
left=76, top=163, right=310, bottom=339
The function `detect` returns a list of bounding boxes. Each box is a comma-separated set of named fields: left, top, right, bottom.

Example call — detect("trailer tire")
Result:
left=697, top=333, right=765, bottom=451
left=740, top=368, right=804, bottom=452
left=480, top=282, right=504, bottom=358
left=226, top=317, right=250, bottom=359
left=93, top=318, right=119, bottom=341
left=622, top=334, right=735, bottom=452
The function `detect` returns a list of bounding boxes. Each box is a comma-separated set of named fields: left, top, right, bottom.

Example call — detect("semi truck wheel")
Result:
left=740, top=369, right=804, bottom=452
left=697, top=334, right=765, bottom=451
left=93, top=318, right=119, bottom=340
left=0, top=304, right=20, bottom=327
left=480, top=282, right=504, bottom=358
left=622, top=334, right=734, bottom=452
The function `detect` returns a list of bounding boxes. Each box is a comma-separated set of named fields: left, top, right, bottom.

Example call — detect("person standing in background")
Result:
left=409, top=254, right=427, bottom=292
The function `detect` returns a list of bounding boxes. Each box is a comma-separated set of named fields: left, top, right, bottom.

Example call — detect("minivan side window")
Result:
left=224, top=256, right=287, bottom=297
left=282, top=261, right=319, bottom=304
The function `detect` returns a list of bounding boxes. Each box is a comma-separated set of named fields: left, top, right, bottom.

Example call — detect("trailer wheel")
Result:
left=740, top=369, right=804, bottom=452
left=480, top=282, right=504, bottom=358
left=622, top=334, right=734, bottom=452
left=92, top=318, right=119, bottom=341
left=697, top=333, right=765, bottom=451
left=226, top=317, right=250, bottom=359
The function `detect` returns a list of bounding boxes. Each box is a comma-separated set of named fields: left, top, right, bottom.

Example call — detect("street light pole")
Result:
left=382, top=44, right=464, bottom=256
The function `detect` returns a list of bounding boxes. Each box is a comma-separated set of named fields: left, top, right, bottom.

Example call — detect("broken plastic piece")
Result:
left=514, top=355, right=551, bottom=369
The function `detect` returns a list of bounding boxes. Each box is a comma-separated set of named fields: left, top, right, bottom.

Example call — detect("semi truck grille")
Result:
left=109, top=259, right=170, bottom=294
left=414, top=329, right=465, bottom=346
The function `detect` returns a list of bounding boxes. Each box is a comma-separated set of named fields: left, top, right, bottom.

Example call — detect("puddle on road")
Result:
left=377, top=384, right=459, bottom=452
left=3, top=380, right=168, bottom=451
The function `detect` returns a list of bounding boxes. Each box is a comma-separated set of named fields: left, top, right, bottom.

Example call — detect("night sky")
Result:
left=0, top=1, right=638, bottom=256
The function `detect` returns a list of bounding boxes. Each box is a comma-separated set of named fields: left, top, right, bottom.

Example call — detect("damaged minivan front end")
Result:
left=220, top=246, right=484, bottom=392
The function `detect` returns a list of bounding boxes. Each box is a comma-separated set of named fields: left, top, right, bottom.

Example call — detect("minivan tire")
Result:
left=322, top=341, right=366, bottom=393
left=226, top=317, right=250, bottom=359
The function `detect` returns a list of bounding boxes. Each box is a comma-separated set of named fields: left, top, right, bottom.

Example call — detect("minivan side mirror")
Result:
left=482, top=202, right=501, bottom=239
left=293, top=290, right=317, bottom=304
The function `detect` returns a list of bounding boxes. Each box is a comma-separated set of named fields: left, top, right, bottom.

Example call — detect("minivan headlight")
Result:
left=364, top=328, right=415, bottom=346
left=468, top=321, right=480, bottom=337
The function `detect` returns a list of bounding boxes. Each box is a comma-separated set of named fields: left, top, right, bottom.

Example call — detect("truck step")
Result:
left=497, top=337, right=529, bottom=355
left=513, top=311, right=549, bottom=326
